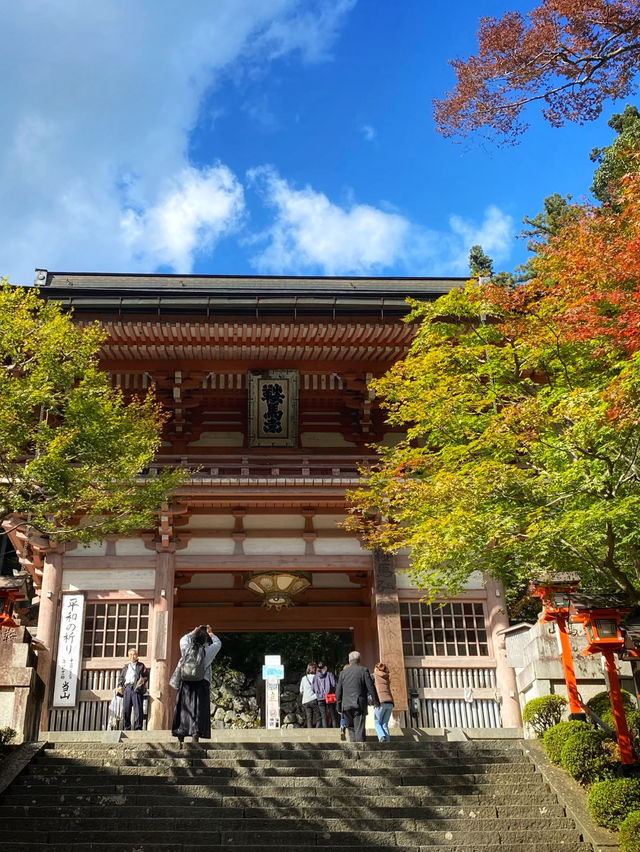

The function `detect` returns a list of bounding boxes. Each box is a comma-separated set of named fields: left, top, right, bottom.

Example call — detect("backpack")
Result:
left=181, top=641, right=206, bottom=682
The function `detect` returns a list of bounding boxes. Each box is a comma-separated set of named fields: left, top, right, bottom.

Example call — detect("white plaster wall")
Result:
left=0, top=692, right=14, bottom=727
left=184, top=538, right=236, bottom=555
left=313, top=515, right=346, bottom=530
left=243, top=538, right=307, bottom=555
left=62, top=568, right=155, bottom=591
left=188, top=515, right=235, bottom=530
left=65, top=541, right=107, bottom=557
left=243, top=515, right=305, bottom=530
left=395, top=568, right=485, bottom=590
left=392, top=572, right=417, bottom=589
left=313, top=538, right=367, bottom=555
left=465, top=571, right=485, bottom=590
left=115, top=539, right=151, bottom=556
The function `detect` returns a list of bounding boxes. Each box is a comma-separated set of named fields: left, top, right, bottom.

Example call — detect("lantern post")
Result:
left=0, top=574, right=31, bottom=628
left=571, top=594, right=634, bottom=766
left=530, top=576, right=584, bottom=720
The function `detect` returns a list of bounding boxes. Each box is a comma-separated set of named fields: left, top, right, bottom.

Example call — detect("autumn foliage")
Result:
left=434, top=1, right=640, bottom=142
left=348, top=142, right=640, bottom=602
left=531, top=155, right=640, bottom=352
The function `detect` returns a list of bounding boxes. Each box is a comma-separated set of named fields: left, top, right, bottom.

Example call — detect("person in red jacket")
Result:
left=312, top=661, right=338, bottom=728
left=373, top=661, right=395, bottom=742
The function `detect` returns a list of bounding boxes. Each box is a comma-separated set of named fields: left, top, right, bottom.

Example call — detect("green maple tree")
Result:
left=0, top=284, right=180, bottom=543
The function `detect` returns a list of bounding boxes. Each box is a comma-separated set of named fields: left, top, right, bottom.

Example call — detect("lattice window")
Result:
left=82, top=602, right=150, bottom=658
left=400, top=601, right=489, bottom=657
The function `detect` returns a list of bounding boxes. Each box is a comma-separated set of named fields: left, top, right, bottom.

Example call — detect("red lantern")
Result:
left=571, top=595, right=634, bottom=765
left=530, top=575, right=584, bottom=719
left=0, top=575, right=30, bottom=628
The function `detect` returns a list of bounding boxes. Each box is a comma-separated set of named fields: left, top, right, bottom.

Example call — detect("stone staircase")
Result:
left=0, top=737, right=592, bottom=851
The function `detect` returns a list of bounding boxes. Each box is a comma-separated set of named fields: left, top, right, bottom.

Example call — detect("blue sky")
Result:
left=0, top=1, right=629, bottom=286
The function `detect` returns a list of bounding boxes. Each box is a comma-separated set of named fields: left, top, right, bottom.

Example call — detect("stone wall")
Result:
left=0, top=626, right=44, bottom=742
left=506, top=620, right=635, bottom=713
left=209, top=666, right=314, bottom=729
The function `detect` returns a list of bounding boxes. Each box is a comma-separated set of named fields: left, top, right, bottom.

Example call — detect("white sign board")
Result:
left=264, top=655, right=283, bottom=729
left=266, top=677, right=281, bottom=729
left=262, top=664, right=285, bottom=679
left=52, top=593, right=85, bottom=708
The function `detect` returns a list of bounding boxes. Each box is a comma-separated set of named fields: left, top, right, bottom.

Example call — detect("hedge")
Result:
left=522, top=695, right=567, bottom=737
left=620, top=811, right=640, bottom=852
left=560, top=728, right=613, bottom=785
left=587, top=690, right=635, bottom=718
left=543, top=720, right=591, bottom=765
left=587, top=778, right=640, bottom=829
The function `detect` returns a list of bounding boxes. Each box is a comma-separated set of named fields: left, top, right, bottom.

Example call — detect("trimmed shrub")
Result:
left=522, top=694, right=567, bottom=737
left=543, top=720, right=591, bottom=765
left=600, top=709, right=640, bottom=760
left=560, top=728, right=614, bottom=785
left=0, top=727, right=16, bottom=755
left=620, top=810, right=640, bottom=852
left=601, top=708, right=640, bottom=734
left=587, top=778, right=640, bottom=829
left=587, top=690, right=635, bottom=719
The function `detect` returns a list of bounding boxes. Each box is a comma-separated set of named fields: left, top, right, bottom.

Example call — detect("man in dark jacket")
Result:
left=335, top=651, right=379, bottom=742
left=117, top=648, right=149, bottom=731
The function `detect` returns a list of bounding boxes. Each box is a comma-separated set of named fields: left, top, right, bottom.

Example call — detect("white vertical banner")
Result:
left=263, top=655, right=284, bottom=729
left=52, top=592, right=85, bottom=708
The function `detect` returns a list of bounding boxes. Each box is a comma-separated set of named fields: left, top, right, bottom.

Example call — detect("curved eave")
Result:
left=97, top=317, right=418, bottom=363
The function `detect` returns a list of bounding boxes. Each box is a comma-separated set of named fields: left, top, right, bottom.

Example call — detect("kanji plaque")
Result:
left=248, top=369, right=299, bottom=448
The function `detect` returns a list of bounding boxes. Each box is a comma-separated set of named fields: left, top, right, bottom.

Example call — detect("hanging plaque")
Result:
left=248, top=369, right=299, bottom=448
left=52, top=592, right=85, bottom=708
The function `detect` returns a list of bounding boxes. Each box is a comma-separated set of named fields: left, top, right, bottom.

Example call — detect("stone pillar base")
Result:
left=0, top=626, right=44, bottom=743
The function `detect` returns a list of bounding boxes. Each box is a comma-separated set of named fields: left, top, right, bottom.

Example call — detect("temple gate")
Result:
left=8, top=271, right=521, bottom=732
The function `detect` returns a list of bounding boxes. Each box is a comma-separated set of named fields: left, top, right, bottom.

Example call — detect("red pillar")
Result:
left=603, top=649, right=634, bottom=765
left=556, top=616, right=583, bottom=717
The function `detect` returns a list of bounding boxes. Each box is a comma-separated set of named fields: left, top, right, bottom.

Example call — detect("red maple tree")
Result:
left=434, top=1, right=640, bottom=142
left=528, top=149, right=640, bottom=350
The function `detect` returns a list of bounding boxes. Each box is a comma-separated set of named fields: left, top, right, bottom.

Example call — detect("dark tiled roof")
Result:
left=571, top=592, right=630, bottom=611
left=31, top=270, right=466, bottom=319
left=35, top=270, right=465, bottom=296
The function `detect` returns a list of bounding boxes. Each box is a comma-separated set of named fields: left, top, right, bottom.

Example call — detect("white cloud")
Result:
left=248, top=167, right=514, bottom=276
left=361, top=125, right=376, bottom=142
left=0, top=1, right=354, bottom=284
left=121, top=165, right=245, bottom=271
left=448, top=205, right=513, bottom=271
left=252, top=0, right=357, bottom=63
left=248, top=166, right=410, bottom=274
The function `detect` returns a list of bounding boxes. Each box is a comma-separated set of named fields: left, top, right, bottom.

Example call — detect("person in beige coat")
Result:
left=373, top=661, right=394, bottom=742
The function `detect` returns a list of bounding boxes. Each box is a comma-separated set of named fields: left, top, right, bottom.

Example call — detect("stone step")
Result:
left=41, top=741, right=526, bottom=755
left=25, top=762, right=535, bottom=777
left=1, top=784, right=556, bottom=808
left=1, top=789, right=561, bottom=808
left=2, top=844, right=589, bottom=852
left=36, top=753, right=531, bottom=767
left=12, top=774, right=550, bottom=792
left=0, top=802, right=568, bottom=819
left=0, top=738, right=588, bottom=852
left=0, top=815, right=575, bottom=833
left=0, top=828, right=585, bottom=846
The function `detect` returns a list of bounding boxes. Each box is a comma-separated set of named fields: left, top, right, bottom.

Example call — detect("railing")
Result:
left=404, top=663, right=502, bottom=729
left=142, top=453, right=373, bottom=482
left=48, top=666, right=149, bottom=732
